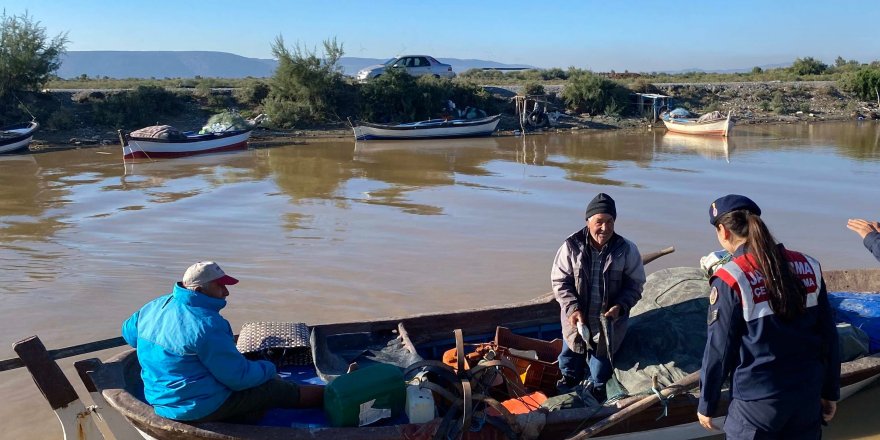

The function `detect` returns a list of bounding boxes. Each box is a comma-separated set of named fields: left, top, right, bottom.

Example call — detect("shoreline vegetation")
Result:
left=22, top=78, right=880, bottom=152
left=3, top=14, right=880, bottom=151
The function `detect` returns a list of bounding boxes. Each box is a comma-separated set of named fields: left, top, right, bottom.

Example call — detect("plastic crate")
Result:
left=494, top=326, right=562, bottom=394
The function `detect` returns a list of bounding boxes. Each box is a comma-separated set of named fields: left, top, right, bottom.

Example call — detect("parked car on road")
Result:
left=356, top=55, right=455, bottom=81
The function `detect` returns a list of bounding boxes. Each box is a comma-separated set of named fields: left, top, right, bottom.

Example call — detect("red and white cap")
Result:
left=182, top=261, right=239, bottom=288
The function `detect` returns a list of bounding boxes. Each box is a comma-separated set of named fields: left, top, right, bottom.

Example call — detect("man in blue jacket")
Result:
left=122, top=261, right=322, bottom=422
left=847, top=218, right=880, bottom=263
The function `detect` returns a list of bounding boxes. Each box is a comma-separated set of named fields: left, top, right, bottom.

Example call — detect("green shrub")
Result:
left=45, top=108, right=75, bottom=130
left=770, top=90, right=788, bottom=114
left=263, top=36, right=351, bottom=127
left=357, top=69, right=496, bottom=123
left=790, top=57, right=828, bottom=76
left=234, top=80, right=270, bottom=106
left=562, top=71, right=631, bottom=115
left=522, top=81, right=545, bottom=96
left=0, top=11, right=68, bottom=113
left=92, top=85, right=186, bottom=128
left=839, top=67, right=880, bottom=101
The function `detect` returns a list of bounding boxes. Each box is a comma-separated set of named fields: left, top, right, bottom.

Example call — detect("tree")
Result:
left=263, top=36, right=349, bottom=127
left=790, top=57, right=827, bottom=76
left=0, top=12, right=68, bottom=102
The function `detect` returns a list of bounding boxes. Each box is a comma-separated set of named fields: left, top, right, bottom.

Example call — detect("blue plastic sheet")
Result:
left=830, top=292, right=880, bottom=353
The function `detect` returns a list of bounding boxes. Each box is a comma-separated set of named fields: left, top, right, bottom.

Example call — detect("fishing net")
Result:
left=200, top=111, right=252, bottom=134
left=607, top=267, right=711, bottom=396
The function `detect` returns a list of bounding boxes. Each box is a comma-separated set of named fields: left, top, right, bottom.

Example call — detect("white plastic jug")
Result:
left=405, top=384, right=435, bottom=423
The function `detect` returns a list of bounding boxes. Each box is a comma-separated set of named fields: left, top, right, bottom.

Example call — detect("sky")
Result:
left=4, top=0, right=879, bottom=72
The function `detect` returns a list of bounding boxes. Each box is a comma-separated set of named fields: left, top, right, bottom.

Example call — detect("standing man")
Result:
left=846, top=218, right=880, bottom=262
left=551, top=193, right=646, bottom=400
left=122, top=261, right=323, bottom=423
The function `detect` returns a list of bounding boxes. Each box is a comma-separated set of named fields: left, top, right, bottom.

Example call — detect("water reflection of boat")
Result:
left=354, top=136, right=501, bottom=154
left=122, top=150, right=255, bottom=176
left=660, top=132, right=732, bottom=162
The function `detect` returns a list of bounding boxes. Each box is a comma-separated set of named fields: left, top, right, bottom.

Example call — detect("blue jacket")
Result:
left=864, top=231, right=880, bottom=263
left=121, top=283, right=276, bottom=421
left=698, top=245, right=840, bottom=417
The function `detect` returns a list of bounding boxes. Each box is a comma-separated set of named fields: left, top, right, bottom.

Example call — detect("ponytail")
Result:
left=717, top=210, right=806, bottom=320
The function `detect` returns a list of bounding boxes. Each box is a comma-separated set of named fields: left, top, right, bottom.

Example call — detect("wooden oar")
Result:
left=0, top=336, right=126, bottom=372
left=641, top=246, right=675, bottom=265
left=566, top=370, right=701, bottom=439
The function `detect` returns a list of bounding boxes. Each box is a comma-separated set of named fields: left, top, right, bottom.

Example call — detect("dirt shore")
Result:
left=24, top=81, right=880, bottom=152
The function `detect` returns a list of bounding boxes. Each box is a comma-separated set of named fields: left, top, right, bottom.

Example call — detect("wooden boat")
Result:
left=0, top=121, right=39, bottom=154
left=10, top=267, right=867, bottom=440
left=662, top=110, right=733, bottom=137
left=352, top=114, right=501, bottom=141
left=119, top=127, right=254, bottom=159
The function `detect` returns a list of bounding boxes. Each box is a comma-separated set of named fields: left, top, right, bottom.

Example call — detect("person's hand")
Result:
left=821, top=399, right=837, bottom=423
left=847, top=218, right=880, bottom=239
left=697, top=412, right=718, bottom=431
left=604, top=305, right=621, bottom=319
left=568, top=310, right=584, bottom=328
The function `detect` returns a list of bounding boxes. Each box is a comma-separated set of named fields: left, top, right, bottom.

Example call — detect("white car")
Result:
left=356, top=55, right=455, bottom=81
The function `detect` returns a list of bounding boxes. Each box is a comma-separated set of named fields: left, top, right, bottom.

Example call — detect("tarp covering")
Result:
left=129, top=125, right=186, bottom=140
left=830, top=292, right=880, bottom=353
left=697, top=111, right=726, bottom=123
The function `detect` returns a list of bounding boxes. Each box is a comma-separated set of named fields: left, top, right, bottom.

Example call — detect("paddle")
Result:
left=566, top=370, right=701, bottom=439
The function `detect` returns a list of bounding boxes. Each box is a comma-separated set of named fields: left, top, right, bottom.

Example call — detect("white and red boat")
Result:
left=0, top=121, right=39, bottom=154
left=662, top=110, right=734, bottom=137
left=119, top=126, right=253, bottom=159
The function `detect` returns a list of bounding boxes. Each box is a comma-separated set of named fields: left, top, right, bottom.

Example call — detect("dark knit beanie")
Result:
left=585, top=193, right=617, bottom=220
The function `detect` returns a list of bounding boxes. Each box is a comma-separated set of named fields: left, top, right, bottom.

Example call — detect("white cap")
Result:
left=182, top=261, right=239, bottom=289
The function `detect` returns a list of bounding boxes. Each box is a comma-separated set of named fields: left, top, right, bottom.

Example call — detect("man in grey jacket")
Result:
left=551, top=193, right=646, bottom=400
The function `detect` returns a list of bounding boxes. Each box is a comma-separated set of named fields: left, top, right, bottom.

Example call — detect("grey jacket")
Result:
left=551, top=229, right=646, bottom=354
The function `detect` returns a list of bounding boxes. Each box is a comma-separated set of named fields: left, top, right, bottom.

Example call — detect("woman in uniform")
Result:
left=697, top=194, right=840, bottom=439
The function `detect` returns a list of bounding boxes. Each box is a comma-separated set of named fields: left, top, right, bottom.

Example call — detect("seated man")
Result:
left=122, top=261, right=322, bottom=423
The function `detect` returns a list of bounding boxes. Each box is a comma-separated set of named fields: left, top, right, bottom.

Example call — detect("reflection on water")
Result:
left=659, top=132, right=731, bottom=162
left=1, top=122, right=879, bottom=439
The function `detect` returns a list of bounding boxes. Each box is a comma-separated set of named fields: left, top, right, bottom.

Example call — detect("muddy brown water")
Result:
left=1, top=122, right=879, bottom=439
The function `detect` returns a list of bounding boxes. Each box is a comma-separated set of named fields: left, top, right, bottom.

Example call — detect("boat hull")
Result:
left=0, top=121, right=39, bottom=154
left=122, top=130, right=252, bottom=159
left=662, top=112, right=733, bottom=137
left=87, top=268, right=880, bottom=439
left=353, top=115, right=501, bottom=141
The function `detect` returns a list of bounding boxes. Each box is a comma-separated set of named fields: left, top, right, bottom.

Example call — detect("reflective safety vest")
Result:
left=713, top=250, right=822, bottom=322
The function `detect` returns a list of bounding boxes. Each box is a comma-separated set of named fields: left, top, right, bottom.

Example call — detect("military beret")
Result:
left=710, top=194, right=761, bottom=226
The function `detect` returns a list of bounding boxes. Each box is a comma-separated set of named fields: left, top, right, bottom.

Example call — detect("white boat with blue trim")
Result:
left=352, top=114, right=501, bottom=141
left=0, top=121, right=39, bottom=154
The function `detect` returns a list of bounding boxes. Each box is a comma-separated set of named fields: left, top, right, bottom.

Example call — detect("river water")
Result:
left=1, top=122, right=878, bottom=439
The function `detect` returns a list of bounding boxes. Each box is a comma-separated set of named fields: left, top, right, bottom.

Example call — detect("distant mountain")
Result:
left=660, top=63, right=791, bottom=74
left=57, top=51, right=534, bottom=79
